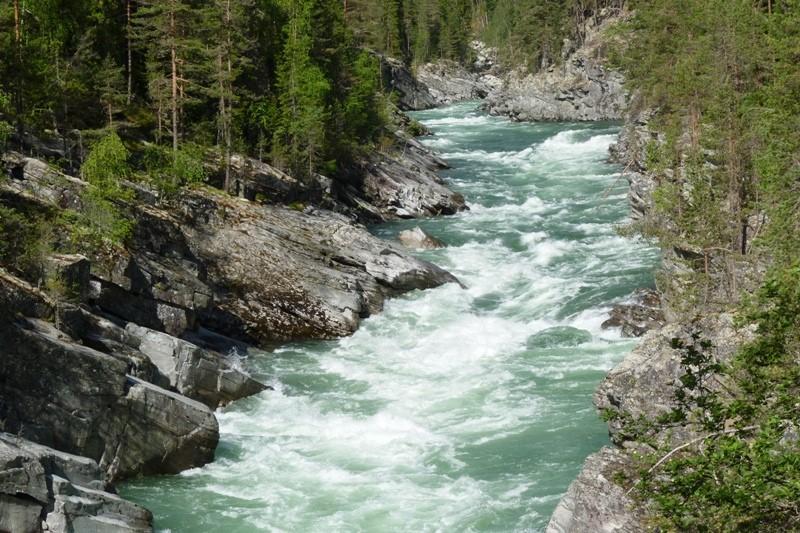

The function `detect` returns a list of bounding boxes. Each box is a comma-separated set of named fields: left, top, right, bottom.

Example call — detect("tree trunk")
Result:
left=127, top=0, right=133, bottom=105
left=170, top=9, right=179, bottom=161
left=223, top=0, right=233, bottom=193
left=13, top=0, right=24, bottom=141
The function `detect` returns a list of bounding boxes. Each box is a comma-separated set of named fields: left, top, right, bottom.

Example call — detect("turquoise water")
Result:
left=122, top=102, right=658, bottom=532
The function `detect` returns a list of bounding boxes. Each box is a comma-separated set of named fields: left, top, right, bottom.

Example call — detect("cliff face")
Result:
left=483, top=9, right=628, bottom=122
left=380, top=42, right=502, bottom=111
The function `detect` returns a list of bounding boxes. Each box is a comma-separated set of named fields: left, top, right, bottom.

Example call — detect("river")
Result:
left=122, top=102, right=659, bottom=532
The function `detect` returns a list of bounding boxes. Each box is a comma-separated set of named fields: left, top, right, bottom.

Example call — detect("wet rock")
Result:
left=125, top=323, right=266, bottom=409
left=0, top=316, right=219, bottom=483
left=601, top=289, right=665, bottom=337
left=398, top=227, right=445, bottom=250
left=0, top=433, right=153, bottom=533
left=545, top=446, right=644, bottom=533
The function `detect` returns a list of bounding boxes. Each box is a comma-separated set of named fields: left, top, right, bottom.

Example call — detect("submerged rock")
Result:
left=526, top=326, right=593, bottom=349
left=398, top=227, right=446, bottom=250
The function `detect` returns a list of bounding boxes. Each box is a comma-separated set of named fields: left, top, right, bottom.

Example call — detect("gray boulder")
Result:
left=0, top=433, right=153, bottom=533
left=398, top=227, right=445, bottom=250
left=125, top=323, right=266, bottom=409
left=0, top=315, right=219, bottom=482
left=352, top=132, right=466, bottom=221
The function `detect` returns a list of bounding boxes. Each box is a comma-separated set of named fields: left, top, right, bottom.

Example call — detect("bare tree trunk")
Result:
left=13, top=0, right=24, bottom=141
left=127, top=0, right=133, bottom=105
left=223, top=0, right=233, bottom=193
left=170, top=9, right=179, bottom=161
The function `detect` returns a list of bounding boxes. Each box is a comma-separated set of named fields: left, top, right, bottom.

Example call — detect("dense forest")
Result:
left=350, top=0, right=626, bottom=68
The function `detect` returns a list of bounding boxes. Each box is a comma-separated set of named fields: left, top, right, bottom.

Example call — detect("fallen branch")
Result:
left=625, top=425, right=759, bottom=496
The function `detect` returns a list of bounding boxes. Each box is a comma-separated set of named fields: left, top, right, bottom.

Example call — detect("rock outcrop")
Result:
left=379, top=42, right=501, bottom=111
left=545, top=447, right=643, bottom=533
left=601, top=288, right=665, bottom=337
left=0, top=433, right=153, bottom=533
left=0, top=122, right=463, bottom=526
left=379, top=55, right=441, bottom=111
left=0, top=310, right=219, bottom=482
left=483, top=10, right=628, bottom=122
left=2, top=151, right=461, bottom=345
left=349, top=133, right=466, bottom=220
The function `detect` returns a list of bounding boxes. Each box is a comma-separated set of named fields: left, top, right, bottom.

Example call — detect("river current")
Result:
left=122, top=102, right=658, bottom=532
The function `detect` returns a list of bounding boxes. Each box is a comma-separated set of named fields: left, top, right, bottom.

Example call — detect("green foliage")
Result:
left=138, top=143, right=207, bottom=195
left=74, top=132, right=134, bottom=246
left=0, top=205, right=51, bottom=278
left=632, top=276, right=800, bottom=530
left=0, top=90, right=12, bottom=150
left=81, top=132, right=130, bottom=189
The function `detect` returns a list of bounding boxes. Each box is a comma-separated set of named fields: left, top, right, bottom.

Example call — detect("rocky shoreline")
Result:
left=545, top=106, right=759, bottom=532
left=0, top=128, right=465, bottom=531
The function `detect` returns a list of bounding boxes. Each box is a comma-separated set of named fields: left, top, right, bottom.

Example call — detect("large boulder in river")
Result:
left=398, top=227, right=445, bottom=250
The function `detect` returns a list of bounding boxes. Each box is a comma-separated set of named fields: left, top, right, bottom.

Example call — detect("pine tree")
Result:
left=274, top=0, right=332, bottom=179
left=134, top=0, right=204, bottom=164
left=204, top=0, right=255, bottom=192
